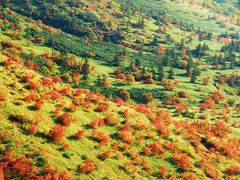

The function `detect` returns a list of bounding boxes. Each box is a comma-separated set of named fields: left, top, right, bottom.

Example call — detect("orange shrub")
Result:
left=28, top=81, right=39, bottom=90
left=90, top=117, right=105, bottom=129
left=162, top=79, right=179, bottom=91
left=33, top=101, right=44, bottom=110
left=172, top=153, right=193, bottom=171
left=79, top=160, right=96, bottom=174
left=59, top=113, right=74, bottom=126
left=199, top=160, right=219, bottom=179
left=75, top=130, right=85, bottom=139
left=27, top=124, right=38, bottom=135
left=98, top=150, right=111, bottom=160
left=226, top=165, right=240, bottom=175
left=51, top=125, right=66, bottom=142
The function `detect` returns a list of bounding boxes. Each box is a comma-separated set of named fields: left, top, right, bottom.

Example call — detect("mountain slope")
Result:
left=0, top=0, right=240, bottom=179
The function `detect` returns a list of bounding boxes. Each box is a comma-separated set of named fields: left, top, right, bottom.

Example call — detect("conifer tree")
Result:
left=190, top=66, right=201, bottom=83
left=168, top=64, right=174, bottom=79
left=158, top=63, right=165, bottom=82
left=82, top=58, right=90, bottom=80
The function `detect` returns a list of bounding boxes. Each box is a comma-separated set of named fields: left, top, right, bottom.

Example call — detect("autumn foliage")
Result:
left=51, top=125, right=66, bottom=142
left=172, top=153, right=193, bottom=171
left=79, top=160, right=96, bottom=174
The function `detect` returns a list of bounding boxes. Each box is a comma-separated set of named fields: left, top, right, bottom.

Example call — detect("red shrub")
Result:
left=95, top=103, right=108, bottom=112
left=152, top=120, right=171, bottom=137
left=27, top=124, right=38, bottom=135
left=53, top=76, right=62, bottom=83
left=118, top=131, right=135, bottom=145
left=183, top=173, right=198, bottom=180
left=0, top=156, right=39, bottom=179
left=61, top=88, right=71, bottom=96
left=117, top=73, right=126, bottom=80
left=98, top=135, right=111, bottom=147
left=120, top=123, right=131, bottom=132
left=75, top=129, right=85, bottom=139
left=49, top=91, right=61, bottom=100
left=202, top=77, right=210, bottom=85
left=226, top=165, right=240, bottom=175
left=99, top=150, right=111, bottom=160
left=162, top=79, right=179, bottom=91
left=23, top=74, right=32, bottom=82
left=51, top=125, right=66, bottom=142
left=0, top=94, right=7, bottom=101
left=92, top=131, right=111, bottom=147
left=164, top=141, right=176, bottom=150
left=212, top=120, right=231, bottom=138
left=148, top=142, right=165, bottom=155
left=178, top=91, right=188, bottom=98
left=142, top=147, right=152, bottom=156
left=114, top=98, right=124, bottom=105
left=111, top=143, right=119, bottom=151
left=200, top=97, right=216, bottom=110
left=136, top=105, right=146, bottom=113
left=122, top=109, right=130, bottom=118
left=199, top=160, right=219, bottom=179
left=90, top=117, right=105, bottom=129
left=34, top=101, right=43, bottom=110
left=25, top=61, right=40, bottom=70
left=59, top=113, right=74, bottom=126
left=32, top=37, right=45, bottom=44
left=54, top=107, right=62, bottom=118
left=172, top=153, right=193, bottom=171
left=62, top=143, right=71, bottom=150
left=0, top=167, right=3, bottom=180
left=27, top=81, right=39, bottom=90
left=134, top=123, right=147, bottom=130
left=102, top=80, right=111, bottom=87
left=24, top=93, right=38, bottom=102
left=210, top=91, right=225, bottom=104
left=79, top=160, right=96, bottom=174
left=3, top=58, right=14, bottom=66
left=42, top=77, right=53, bottom=86
left=236, top=104, right=240, bottom=114
left=104, top=114, right=119, bottom=126
left=175, top=103, right=188, bottom=114
left=160, top=166, right=168, bottom=178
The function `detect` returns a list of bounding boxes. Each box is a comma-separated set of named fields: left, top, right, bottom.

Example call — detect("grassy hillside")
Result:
left=0, top=0, right=240, bottom=179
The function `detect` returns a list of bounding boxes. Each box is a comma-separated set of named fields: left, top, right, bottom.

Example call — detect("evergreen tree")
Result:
left=135, top=49, right=142, bottom=67
left=186, top=58, right=193, bottom=76
left=140, top=16, right=145, bottom=29
left=168, top=65, right=174, bottom=79
left=135, top=58, right=141, bottom=68
left=222, top=61, right=227, bottom=69
left=113, top=54, right=121, bottom=67
left=82, top=58, right=90, bottom=80
left=158, top=63, right=165, bottom=82
left=195, top=43, right=202, bottom=57
left=207, top=32, right=213, bottom=40
left=229, top=52, right=236, bottom=68
left=179, top=38, right=185, bottom=50
left=141, top=67, right=146, bottom=78
left=152, top=35, right=159, bottom=45
left=152, top=69, right=157, bottom=81
left=190, top=66, right=201, bottom=83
